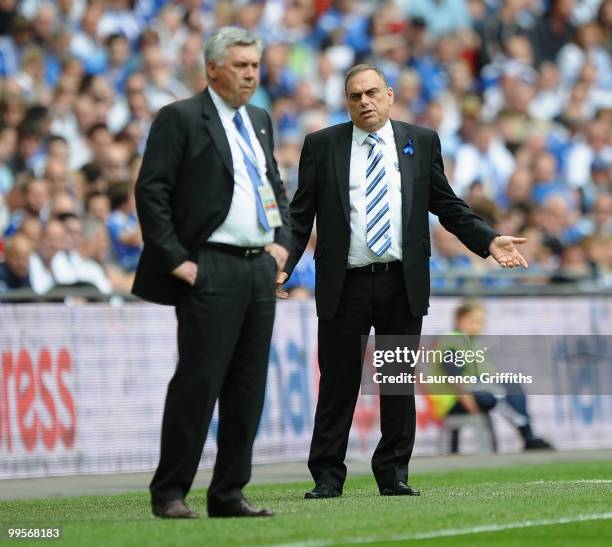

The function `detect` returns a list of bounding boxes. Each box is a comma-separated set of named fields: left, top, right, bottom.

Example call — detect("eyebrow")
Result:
left=348, top=87, right=380, bottom=99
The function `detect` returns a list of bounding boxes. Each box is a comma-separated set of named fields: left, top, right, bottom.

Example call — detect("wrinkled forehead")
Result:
left=220, top=44, right=261, bottom=64
left=346, top=70, right=387, bottom=94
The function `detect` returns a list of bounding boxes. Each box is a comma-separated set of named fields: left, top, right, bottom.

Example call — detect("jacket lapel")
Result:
left=391, top=120, right=414, bottom=229
left=333, top=122, right=353, bottom=224
left=200, top=88, right=234, bottom=178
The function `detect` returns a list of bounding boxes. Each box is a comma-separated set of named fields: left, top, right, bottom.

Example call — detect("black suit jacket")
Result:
left=285, top=120, right=498, bottom=319
left=132, top=89, right=291, bottom=306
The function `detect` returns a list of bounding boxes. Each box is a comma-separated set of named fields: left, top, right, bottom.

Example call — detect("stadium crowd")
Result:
left=0, top=0, right=610, bottom=297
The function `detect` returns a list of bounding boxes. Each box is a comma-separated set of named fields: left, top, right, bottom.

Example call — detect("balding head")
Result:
left=5, top=233, right=33, bottom=279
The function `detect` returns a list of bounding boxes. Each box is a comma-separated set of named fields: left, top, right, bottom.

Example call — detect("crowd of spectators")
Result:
left=0, top=0, right=610, bottom=299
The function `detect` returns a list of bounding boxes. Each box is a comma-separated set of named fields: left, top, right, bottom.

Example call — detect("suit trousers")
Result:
left=150, top=247, right=277, bottom=505
left=309, top=264, right=422, bottom=490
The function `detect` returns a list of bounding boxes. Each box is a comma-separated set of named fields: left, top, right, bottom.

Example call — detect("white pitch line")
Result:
left=487, top=479, right=612, bottom=487
left=268, top=512, right=612, bottom=547
left=531, top=479, right=612, bottom=484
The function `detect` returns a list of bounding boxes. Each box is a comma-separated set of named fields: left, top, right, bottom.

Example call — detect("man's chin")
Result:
left=240, top=90, right=255, bottom=103
left=226, top=92, right=254, bottom=108
left=361, top=115, right=381, bottom=129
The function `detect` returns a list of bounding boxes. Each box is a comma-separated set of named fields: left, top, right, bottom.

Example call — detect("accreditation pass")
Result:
left=258, top=185, right=282, bottom=228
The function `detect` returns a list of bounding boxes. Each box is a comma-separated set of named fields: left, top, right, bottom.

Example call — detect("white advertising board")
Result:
left=0, top=297, right=610, bottom=479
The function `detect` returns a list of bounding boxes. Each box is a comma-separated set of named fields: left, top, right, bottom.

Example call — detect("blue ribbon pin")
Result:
left=403, top=138, right=414, bottom=156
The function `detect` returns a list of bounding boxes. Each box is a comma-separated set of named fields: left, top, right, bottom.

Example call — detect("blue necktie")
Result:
left=233, top=111, right=270, bottom=231
left=365, top=132, right=391, bottom=256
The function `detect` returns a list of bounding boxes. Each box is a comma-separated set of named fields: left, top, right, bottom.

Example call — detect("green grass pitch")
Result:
left=1, top=460, right=611, bottom=546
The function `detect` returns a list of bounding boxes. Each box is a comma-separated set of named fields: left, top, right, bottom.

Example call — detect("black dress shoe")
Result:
left=207, top=498, right=274, bottom=518
left=524, top=437, right=554, bottom=450
left=304, top=483, right=342, bottom=499
left=380, top=481, right=421, bottom=496
left=152, top=499, right=199, bottom=518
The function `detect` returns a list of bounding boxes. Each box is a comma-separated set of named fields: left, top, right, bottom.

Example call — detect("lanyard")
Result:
left=229, top=114, right=266, bottom=179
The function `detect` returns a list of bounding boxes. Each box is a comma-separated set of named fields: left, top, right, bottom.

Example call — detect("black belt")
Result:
left=347, top=260, right=402, bottom=274
left=204, top=242, right=265, bottom=258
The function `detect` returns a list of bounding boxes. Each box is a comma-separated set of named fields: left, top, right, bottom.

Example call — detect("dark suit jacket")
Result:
left=132, top=89, right=291, bottom=306
left=285, top=120, right=498, bottom=319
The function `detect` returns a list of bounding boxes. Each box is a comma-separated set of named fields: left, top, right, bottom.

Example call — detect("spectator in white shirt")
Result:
left=29, top=217, right=75, bottom=293
left=62, top=212, right=111, bottom=293
left=557, top=22, right=611, bottom=87
left=565, top=119, right=612, bottom=188
left=454, top=123, right=516, bottom=201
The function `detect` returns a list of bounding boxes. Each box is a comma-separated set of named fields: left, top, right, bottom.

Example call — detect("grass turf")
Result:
left=0, top=460, right=610, bottom=546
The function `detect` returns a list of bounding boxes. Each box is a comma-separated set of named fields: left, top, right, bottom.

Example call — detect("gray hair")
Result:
left=344, top=64, right=389, bottom=94
left=204, top=26, right=263, bottom=66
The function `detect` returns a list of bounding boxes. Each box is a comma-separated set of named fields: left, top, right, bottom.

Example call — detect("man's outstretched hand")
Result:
left=276, top=272, right=289, bottom=299
left=489, top=235, right=529, bottom=269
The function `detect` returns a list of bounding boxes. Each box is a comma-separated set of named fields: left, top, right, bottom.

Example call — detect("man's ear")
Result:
left=206, top=61, right=217, bottom=80
left=388, top=87, right=394, bottom=106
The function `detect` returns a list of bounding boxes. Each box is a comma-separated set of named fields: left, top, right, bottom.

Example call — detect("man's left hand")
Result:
left=489, top=235, right=528, bottom=269
left=264, top=243, right=289, bottom=272
left=275, top=272, right=289, bottom=299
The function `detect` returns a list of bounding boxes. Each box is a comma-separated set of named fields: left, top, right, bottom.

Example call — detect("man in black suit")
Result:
left=133, top=27, right=290, bottom=518
left=277, top=65, right=528, bottom=499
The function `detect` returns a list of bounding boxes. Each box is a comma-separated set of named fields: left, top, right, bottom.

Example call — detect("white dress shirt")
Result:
left=348, top=120, right=402, bottom=267
left=207, top=87, right=274, bottom=247
left=28, top=250, right=112, bottom=295
left=29, top=251, right=77, bottom=294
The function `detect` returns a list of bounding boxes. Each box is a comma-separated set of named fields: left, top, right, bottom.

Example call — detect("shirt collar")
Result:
left=353, top=119, right=394, bottom=146
left=208, top=85, right=247, bottom=123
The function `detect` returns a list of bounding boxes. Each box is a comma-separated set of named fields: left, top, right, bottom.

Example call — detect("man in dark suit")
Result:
left=277, top=65, right=528, bottom=499
left=133, top=27, right=290, bottom=518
